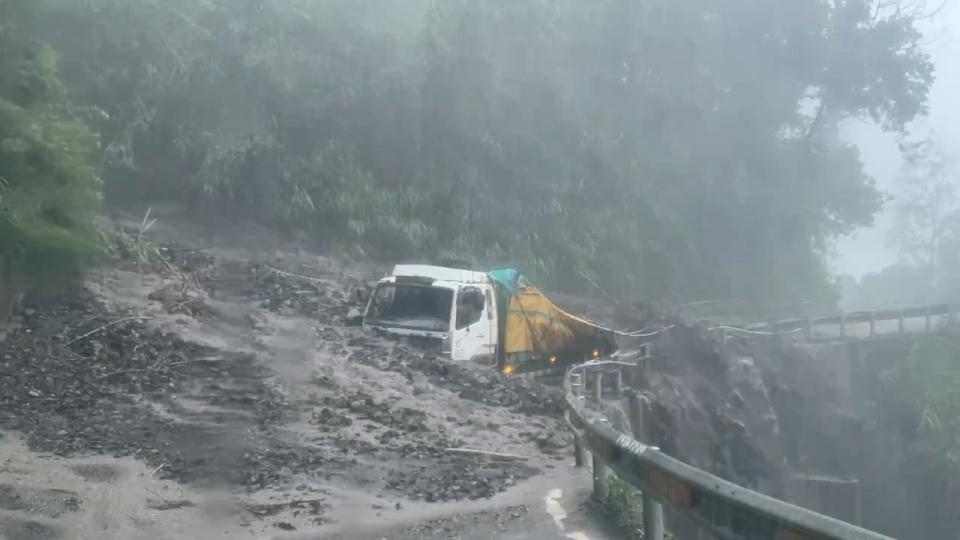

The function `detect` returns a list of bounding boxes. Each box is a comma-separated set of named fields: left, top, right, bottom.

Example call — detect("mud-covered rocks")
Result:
left=348, top=344, right=566, bottom=418
left=0, top=287, right=287, bottom=489
left=243, top=262, right=353, bottom=323
left=385, top=453, right=538, bottom=502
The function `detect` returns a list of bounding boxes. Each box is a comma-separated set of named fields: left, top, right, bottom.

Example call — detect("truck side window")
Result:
left=368, top=285, right=396, bottom=319
left=456, top=287, right=484, bottom=329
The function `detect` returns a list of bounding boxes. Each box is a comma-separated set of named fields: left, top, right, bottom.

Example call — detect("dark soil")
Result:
left=1, top=242, right=569, bottom=534
left=0, top=287, right=286, bottom=487
left=347, top=338, right=566, bottom=417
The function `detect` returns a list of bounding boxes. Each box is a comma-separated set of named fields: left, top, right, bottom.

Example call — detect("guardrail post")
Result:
left=614, top=369, right=623, bottom=398
left=899, top=310, right=905, bottom=334
left=869, top=311, right=876, bottom=337
left=839, top=313, right=846, bottom=338
left=625, top=390, right=664, bottom=540
left=573, top=433, right=585, bottom=467
left=625, top=390, right=645, bottom=444
left=926, top=305, right=933, bottom=333
left=640, top=399, right=665, bottom=540
left=592, top=452, right=611, bottom=501
left=589, top=371, right=611, bottom=500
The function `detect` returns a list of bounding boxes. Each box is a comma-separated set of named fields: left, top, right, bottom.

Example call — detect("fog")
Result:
left=837, top=2, right=960, bottom=278
left=4, top=2, right=960, bottom=539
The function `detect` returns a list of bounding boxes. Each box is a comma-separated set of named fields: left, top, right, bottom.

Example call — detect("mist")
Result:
left=3, top=1, right=960, bottom=539
left=836, top=3, right=960, bottom=307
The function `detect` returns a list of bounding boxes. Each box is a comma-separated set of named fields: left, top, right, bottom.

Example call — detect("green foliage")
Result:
left=605, top=478, right=677, bottom=540
left=17, top=0, right=935, bottom=304
left=606, top=477, right=645, bottom=540
left=0, top=28, right=102, bottom=287
left=885, top=331, right=960, bottom=503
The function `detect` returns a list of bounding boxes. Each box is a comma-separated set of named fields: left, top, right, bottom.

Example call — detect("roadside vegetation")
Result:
left=1, top=0, right=936, bottom=317
left=884, top=330, right=960, bottom=526
left=0, top=6, right=102, bottom=318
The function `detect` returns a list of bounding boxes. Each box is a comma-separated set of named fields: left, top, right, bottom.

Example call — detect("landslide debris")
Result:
left=1, top=238, right=570, bottom=529
left=0, top=286, right=285, bottom=486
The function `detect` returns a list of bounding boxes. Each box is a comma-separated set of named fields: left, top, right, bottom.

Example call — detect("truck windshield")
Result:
left=366, top=284, right=453, bottom=332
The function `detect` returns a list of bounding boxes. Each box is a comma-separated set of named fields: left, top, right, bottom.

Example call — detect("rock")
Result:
left=344, top=308, right=364, bottom=326
left=458, top=388, right=484, bottom=401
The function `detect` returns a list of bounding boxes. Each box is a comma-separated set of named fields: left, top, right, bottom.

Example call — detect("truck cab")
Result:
left=362, top=265, right=499, bottom=363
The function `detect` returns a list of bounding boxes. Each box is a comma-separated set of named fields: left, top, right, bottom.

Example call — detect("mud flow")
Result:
left=0, top=221, right=581, bottom=539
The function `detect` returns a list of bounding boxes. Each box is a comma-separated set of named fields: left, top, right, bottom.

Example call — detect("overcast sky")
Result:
left=834, top=2, right=960, bottom=278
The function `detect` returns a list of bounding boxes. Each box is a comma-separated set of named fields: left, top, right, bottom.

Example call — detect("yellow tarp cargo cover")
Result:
left=503, top=282, right=609, bottom=356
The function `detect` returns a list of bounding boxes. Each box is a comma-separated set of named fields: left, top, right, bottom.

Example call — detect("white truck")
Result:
left=362, top=265, right=498, bottom=363
left=361, top=264, right=616, bottom=372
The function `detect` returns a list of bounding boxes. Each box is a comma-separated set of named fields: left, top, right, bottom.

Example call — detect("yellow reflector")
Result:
left=592, top=349, right=601, bottom=358
left=502, top=365, right=515, bottom=375
left=549, top=356, right=558, bottom=365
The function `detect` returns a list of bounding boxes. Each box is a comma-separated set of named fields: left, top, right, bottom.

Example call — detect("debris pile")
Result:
left=0, top=287, right=284, bottom=486
left=244, top=262, right=352, bottom=322
left=347, top=341, right=566, bottom=417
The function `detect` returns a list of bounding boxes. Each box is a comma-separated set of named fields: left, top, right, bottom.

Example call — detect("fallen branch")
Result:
left=265, top=265, right=325, bottom=284
left=94, top=368, right=152, bottom=381
left=246, top=497, right=327, bottom=517
left=162, top=246, right=212, bottom=253
left=163, top=357, right=224, bottom=369
left=444, top=447, right=529, bottom=461
left=155, top=249, right=184, bottom=281
left=93, top=357, right=222, bottom=381
left=64, top=317, right=153, bottom=346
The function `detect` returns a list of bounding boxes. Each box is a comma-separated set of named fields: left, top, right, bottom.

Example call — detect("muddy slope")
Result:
left=0, top=218, right=579, bottom=539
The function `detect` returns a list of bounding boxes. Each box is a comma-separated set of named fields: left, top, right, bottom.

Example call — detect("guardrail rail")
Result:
left=761, top=303, right=954, bottom=340
left=564, top=359, right=896, bottom=540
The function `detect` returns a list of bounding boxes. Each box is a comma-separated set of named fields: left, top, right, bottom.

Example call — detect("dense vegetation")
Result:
left=2, top=0, right=936, bottom=308
left=0, top=2, right=102, bottom=318
left=884, top=330, right=960, bottom=530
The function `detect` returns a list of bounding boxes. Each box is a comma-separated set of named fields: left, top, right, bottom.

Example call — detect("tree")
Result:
left=0, top=3, right=102, bottom=318
left=890, top=137, right=960, bottom=300
left=13, top=0, right=936, bottom=306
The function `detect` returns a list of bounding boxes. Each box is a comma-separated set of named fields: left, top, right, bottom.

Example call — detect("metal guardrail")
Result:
left=564, top=359, right=895, bottom=540
left=762, top=303, right=953, bottom=340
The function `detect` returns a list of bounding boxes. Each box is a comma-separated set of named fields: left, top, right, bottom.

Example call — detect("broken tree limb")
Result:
left=64, top=317, right=153, bottom=346
left=265, top=265, right=326, bottom=284
left=444, top=447, right=529, bottom=461
left=94, top=368, right=152, bottom=381
left=93, top=357, right=223, bottom=381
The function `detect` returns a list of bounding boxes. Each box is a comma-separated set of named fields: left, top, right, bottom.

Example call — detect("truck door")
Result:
left=451, top=286, right=496, bottom=361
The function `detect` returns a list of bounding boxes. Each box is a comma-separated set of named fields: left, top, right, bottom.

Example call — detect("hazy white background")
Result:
left=836, top=3, right=960, bottom=278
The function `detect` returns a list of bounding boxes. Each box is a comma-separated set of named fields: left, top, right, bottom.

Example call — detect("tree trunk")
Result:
left=0, top=254, right=24, bottom=325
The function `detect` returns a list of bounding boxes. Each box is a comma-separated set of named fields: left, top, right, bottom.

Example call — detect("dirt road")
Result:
left=0, top=218, right=622, bottom=539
